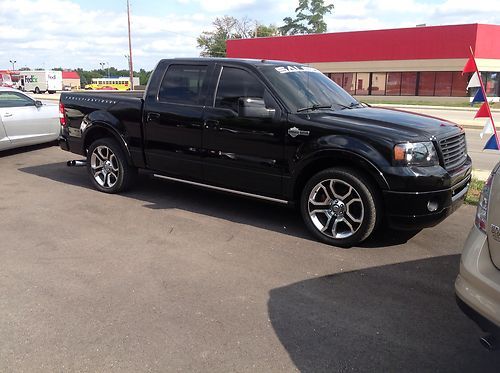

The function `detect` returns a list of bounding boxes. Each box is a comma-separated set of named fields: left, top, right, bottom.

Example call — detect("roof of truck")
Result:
left=165, top=57, right=302, bottom=67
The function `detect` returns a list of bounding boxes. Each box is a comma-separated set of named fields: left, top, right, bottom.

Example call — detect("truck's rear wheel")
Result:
left=300, top=167, right=380, bottom=247
left=34, top=87, right=40, bottom=94
left=87, top=138, right=136, bottom=193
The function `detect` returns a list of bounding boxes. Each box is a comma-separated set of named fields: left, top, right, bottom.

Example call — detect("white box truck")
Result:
left=19, top=70, right=63, bottom=94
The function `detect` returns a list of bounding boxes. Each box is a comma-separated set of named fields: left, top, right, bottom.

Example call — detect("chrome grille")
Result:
left=439, top=133, right=467, bottom=170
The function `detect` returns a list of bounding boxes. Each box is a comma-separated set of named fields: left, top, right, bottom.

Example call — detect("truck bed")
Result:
left=60, top=90, right=145, bottom=167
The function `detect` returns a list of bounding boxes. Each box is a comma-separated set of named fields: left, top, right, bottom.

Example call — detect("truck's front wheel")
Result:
left=87, top=138, right=136, bottom=193
left=300, top=167, right=380, bottom=247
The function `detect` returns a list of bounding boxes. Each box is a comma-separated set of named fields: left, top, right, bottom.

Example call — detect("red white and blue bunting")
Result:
left=463, top=49, right=499, bottom=151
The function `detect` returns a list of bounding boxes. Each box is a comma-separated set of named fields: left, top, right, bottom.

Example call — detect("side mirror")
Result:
left=238, top=97, right=275, bottom=119
left=34, top=100, right=43, bottom=108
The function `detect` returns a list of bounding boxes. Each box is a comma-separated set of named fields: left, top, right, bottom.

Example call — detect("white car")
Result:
left=456, top=162, right=500, bottom=350
left=0, top=87, right=59, bottom=151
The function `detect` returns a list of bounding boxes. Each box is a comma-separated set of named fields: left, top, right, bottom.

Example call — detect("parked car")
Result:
left=58, top=58, right=471, bottom=247
left=0, top=87, right=60, bottom=151
left=456, top=163, right=500, bottom=350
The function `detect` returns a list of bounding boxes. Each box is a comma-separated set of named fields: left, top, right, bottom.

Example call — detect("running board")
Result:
left=153, top=174, right=289, bottom=205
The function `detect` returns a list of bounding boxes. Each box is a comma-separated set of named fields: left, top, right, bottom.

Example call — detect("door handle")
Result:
left=204, top=120, right=220, bottom=130
left=3, top=112, right=13, bottom=117
left=288, top=127, right=309, bottom=138
left=147, top=112, right=160, bottom=122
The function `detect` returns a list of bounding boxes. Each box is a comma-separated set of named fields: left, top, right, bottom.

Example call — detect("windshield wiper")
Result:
left=336, top=101, right=364, bottom=110
left=297, top=104, right=332, bottom=113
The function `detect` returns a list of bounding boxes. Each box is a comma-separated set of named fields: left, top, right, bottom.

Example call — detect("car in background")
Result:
left=456, top=162, right=500, bottom=350
left=0, top=87, right=60, bottom=151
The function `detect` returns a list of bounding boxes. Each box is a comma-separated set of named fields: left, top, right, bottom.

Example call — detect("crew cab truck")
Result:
left=58, top=58, right=472, bottom=247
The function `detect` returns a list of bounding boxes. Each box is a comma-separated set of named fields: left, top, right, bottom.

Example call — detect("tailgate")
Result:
left=487, top=169, right=500, bottom=268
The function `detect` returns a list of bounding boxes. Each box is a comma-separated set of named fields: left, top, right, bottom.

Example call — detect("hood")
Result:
left=304, top=107, right=462, bottom=141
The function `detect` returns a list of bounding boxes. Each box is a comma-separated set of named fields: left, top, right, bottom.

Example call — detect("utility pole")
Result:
left=127, top=0, right=134, bottom=90
left=9, top=60, right=16, bottom=70
left=107, top=62, right=110, bottom=78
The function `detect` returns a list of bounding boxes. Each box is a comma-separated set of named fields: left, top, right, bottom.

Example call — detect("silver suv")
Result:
left=456, top=162, right=500, bottom=350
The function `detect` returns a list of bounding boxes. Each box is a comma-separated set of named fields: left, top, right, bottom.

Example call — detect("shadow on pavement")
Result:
left=19, top=162, right=419, bottom=247
left=268, top=254, right=500, bottom=372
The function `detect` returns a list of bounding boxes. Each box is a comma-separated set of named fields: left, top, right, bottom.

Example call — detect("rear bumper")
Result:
left=455, top=226, right=500, bottom=336
left=58, top=136, right=69, bottom=151
left=384, top=174, right=470, bottom=229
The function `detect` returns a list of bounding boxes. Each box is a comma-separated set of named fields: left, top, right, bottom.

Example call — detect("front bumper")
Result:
left=455, top=226, right=500, bottom=336
left=384, top=174, right=470, bottom=229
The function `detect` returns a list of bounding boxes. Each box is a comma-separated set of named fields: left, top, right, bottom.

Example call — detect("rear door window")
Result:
left=158, top=65, right=208, bottom=106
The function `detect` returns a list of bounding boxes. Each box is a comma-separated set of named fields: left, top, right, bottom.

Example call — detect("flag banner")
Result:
left=475, top=102, right=490, bottom=119
left=472, top=88, right=485, bottom=103
left=480, top=118, right=494, bottom=139
left=462, top=56, right=476, bottom=74
left=463, top=47, right=499, bottom=151
left=484, top=134, right=500, bottom=150
left=467, top=71, right=481, bottom=89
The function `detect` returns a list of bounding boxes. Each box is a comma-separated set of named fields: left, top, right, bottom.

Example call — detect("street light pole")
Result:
left=99, top=62, right=105, bottom=75
left=9, top=60, right=16, bottom=70
left=107, top=62, right=110, bottom=78
left=127, top=0, right=134, bottom=90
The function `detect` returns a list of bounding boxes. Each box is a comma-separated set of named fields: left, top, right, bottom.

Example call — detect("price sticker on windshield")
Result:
left=275, top=66, right=322, bottom=74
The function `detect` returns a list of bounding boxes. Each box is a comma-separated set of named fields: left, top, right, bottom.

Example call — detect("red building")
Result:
left=62, top=71, right=81, bottom=90
left=226, top=23, right=500, bottom=98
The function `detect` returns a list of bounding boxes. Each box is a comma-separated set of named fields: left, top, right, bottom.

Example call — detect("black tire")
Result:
left=87, top=137, right=136, bottom=193
left=34, top=87, right=40, bottom=94
left=300, top=167, right=380, bottom=247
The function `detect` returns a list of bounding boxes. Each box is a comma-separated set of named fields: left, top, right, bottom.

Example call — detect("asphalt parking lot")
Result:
left=1, top=145, right=500, bottom=372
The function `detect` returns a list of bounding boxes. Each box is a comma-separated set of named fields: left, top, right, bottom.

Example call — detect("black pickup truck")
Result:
left=59, top=58, right=471, bottom=247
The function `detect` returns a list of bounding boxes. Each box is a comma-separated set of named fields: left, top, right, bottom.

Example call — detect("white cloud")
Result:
left=0, top=0, right=209, bottom=70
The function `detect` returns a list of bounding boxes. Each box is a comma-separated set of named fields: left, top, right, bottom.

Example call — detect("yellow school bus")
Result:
left=85, top=77, right=138, bottom=91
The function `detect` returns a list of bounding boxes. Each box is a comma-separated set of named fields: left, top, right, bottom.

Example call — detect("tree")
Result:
left=197, top=16, right=238, bottom=57
left=256, top=24, right=280, bottom=37
left=280, top=0, right=334, bottom=35
left=197, top=16, right=279, bottom=57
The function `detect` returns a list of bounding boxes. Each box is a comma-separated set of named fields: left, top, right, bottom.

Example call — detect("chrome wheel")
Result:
left=308, top=179, right=364, bottom=239
left=90, top=145, right=120, bottom=188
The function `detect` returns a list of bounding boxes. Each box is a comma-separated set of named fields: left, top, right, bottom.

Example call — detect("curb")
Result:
left=374, top=104, right=500, bottom=113
left=472, top=169, right=491, bottom=181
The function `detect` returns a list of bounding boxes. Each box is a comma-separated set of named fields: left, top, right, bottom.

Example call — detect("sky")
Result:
left=1, top=0, right=499, bottom=71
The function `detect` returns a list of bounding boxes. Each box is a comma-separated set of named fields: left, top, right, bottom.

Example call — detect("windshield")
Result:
left=259, top=65, right=358, bottom=112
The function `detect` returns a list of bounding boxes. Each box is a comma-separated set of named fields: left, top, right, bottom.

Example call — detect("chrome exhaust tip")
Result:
left=67, top=160, right=87, bottom=167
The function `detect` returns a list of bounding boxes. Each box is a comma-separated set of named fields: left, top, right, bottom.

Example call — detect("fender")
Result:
left=287, top=135, right=392, bottom=199
left=81, top=110, right=133, bottom=163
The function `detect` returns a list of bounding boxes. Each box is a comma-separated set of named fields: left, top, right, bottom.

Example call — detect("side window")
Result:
left=0, top=92, right=34, bottom=108
left=158, top=65, right=208, bottom=105
left=215, top=67, right=266, bottom=113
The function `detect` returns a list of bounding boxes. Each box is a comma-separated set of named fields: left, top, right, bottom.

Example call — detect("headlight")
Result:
left=393, top=142, right=438, bottom=166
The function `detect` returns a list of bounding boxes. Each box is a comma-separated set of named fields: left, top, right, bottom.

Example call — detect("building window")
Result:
left=330, top=73, right=343, bottom=87
left=355, top=73, right=370, bottom=95
left=342, top=73, right=355, bottom=94
left=386, top=73, right=401, bottom=95
left=370, top=73, right=386, bottom=96
left=401, top=72, right=417, bottom=96
left=451, top=72, right=468, bottom=97
left=418, top=72, right=435, bottom=96
left=434, top=72, right=453, bottom=96
left=483, top=72, right=499, bottom=97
